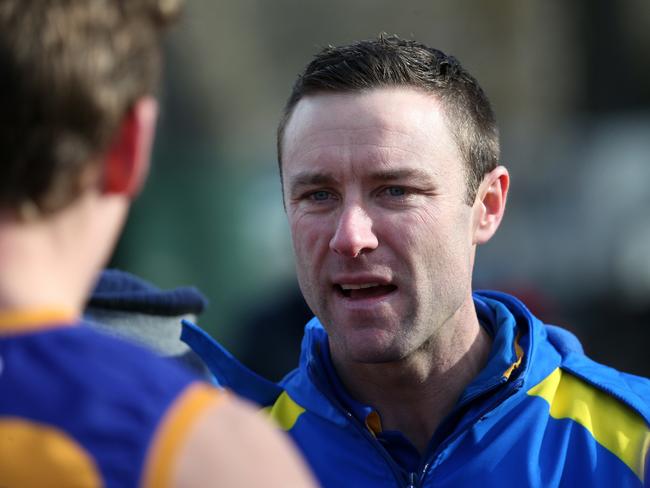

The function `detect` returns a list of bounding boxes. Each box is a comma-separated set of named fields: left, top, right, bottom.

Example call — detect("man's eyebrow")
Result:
left=288, top=171, right=337, bottom=191
left=287, top=168, right=436, bottom=193
left=368, top=168, right=436, bottom=183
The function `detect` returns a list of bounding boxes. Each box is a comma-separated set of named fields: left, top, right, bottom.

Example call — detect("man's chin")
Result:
left=330, top=331, right=405, bottom=365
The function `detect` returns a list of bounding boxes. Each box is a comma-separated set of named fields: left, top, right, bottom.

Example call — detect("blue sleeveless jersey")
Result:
left=0, top=317, right=221, bottom=487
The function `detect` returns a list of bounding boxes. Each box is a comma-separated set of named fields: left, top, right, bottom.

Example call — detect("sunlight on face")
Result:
left=282, top=87, right=480, bottom=365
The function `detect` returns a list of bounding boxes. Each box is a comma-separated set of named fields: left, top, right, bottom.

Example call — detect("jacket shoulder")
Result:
left=560, top=351, right=650, bottom=424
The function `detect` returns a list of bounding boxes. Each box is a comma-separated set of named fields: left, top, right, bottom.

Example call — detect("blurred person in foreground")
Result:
left=0, top=1, right=315, bottom=486
left=183, top=36, right=650, bottom=487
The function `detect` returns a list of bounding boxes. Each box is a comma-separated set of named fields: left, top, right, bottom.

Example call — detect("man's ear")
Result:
left=472, top=166, right=509, bottom=245
left=103, top=96, right=158, bottom=196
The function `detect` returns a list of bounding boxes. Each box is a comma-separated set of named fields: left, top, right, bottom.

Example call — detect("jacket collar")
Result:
left=181, top=291, right=584, bottom=425
left=283, top=291, right=571, bottom=423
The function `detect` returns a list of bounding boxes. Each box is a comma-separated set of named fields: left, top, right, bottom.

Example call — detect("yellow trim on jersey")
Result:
left=0, top=417, right=101, bottom=487
left=527, top=367, right=650, bottom=482
left=0, top=308, right=76, bottom=335
left=264, top=391, right=306, bottom=431
left=141, top=382, right=225, bottom=488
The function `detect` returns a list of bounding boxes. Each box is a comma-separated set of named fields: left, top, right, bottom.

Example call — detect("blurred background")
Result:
left=109, top=0, right=650, bottom=380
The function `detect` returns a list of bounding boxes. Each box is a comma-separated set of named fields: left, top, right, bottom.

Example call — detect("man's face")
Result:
left=282, top=87, right=483, bottom=365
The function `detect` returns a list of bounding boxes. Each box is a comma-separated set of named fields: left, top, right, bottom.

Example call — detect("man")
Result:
left=184, top=36, right=650, bottom=486
left=0, top=1, right=315, bottom=486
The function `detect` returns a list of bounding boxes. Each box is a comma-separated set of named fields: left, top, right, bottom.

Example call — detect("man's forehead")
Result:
left=289, top=87, right=446, bottom=130
left=283, top=88, right=453, bottom=157
left=283, top=89, right=460, bottom=172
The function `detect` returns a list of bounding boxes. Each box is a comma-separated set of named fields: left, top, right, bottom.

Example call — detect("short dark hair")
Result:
left=0, top=0, right=182, bottom=214
left=277, top=35, right=499, bottom=203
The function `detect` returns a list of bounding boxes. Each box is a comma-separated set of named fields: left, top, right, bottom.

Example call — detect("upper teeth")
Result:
left=340, top=283, right=379, bottom=290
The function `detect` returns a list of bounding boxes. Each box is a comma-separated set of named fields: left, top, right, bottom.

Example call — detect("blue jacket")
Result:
left=183, top=291, right=650, bottom=487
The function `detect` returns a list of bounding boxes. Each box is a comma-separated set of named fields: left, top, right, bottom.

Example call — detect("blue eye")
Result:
left=386, top=187, right=406, bottom=197
left=311, top=190, right=331, bottom=201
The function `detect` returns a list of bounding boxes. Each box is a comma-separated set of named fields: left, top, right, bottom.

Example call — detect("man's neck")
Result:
left=0, top=222, right=85, bottom=314
left=0, top=194, right=124, bottom=315
left=332, top=301, right=492, bottom=454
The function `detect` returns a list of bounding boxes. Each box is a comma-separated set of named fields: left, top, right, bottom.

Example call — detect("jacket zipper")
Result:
left=308, top=358, right=524, bottom=486
left=307, top=361, right=413, bottom=487
left=418, top=377, right=525, bottom=481
left=406, top=472, right=419, bottom=488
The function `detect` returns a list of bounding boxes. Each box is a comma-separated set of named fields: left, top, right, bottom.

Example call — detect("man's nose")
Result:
left=329, top=205, right=379, bottom=258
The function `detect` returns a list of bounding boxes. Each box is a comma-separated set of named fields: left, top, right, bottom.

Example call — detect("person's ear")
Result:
left=472, top=166, right=509, bottom=245
left=102, top=96, right=158, bottom=196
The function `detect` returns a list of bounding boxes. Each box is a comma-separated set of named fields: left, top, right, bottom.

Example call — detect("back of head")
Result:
left=277, top=35, right=500, bottom=203
left=0, top=4, right=319, bottom=487
left=0, top=0, right=181, bottom=215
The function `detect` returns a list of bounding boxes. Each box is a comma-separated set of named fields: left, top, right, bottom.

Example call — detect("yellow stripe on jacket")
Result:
left=264, top=391, right=306, bottom=431
left=528, top=367, right=650, bottom=482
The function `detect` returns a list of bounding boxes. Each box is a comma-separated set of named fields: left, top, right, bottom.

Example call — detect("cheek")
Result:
left=290, top=214, right=331, bottom=267
left=385, top=208, right=445, bottom=252
left=289, top=215, right=334, bottom=315
left=392, top=208, right=473, bottom=271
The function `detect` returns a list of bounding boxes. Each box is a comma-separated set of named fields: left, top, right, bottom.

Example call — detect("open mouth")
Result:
left=335, top=283, right=397, bottom=299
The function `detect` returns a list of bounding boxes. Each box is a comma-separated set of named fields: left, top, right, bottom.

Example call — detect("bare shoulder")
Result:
left=171, top=391, right=317, bottom=488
